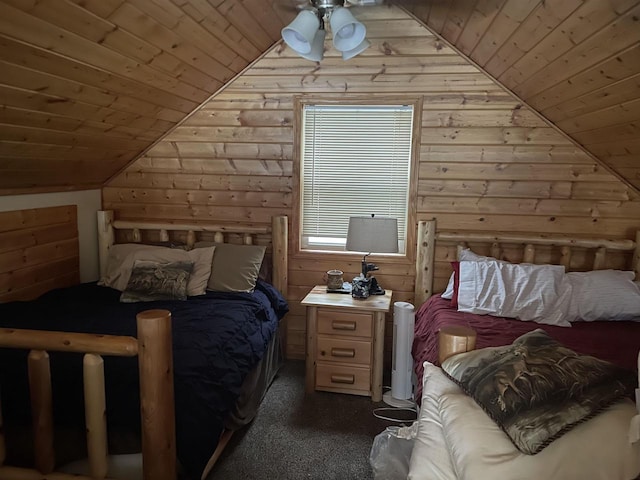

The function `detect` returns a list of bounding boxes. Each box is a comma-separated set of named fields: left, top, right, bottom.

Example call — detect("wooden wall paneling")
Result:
left=106, top=6, right=640, bottom=361
left=0, top=205, right=79, bottom=303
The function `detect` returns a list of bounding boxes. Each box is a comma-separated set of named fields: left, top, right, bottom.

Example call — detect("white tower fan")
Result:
left=383, top=301, right=415, bottom=407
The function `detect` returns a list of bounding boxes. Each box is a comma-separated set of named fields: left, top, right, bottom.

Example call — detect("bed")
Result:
left=0, top=210, right=289, bottom=480
left=406, top=219, right=640, bottom=480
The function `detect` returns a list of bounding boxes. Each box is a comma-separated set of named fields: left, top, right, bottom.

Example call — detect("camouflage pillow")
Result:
left=120, top=260, right=193, bottom=303
left=442, top=329, right=636, bottom=455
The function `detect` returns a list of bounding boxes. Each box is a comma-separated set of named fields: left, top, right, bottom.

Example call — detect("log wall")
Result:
left=0, top=205, right=79, bottom=303
left=104, top=6, right=640, bottom=360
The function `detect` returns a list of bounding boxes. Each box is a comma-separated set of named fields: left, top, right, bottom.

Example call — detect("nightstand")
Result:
left=301, top=285, right=392, bottom=401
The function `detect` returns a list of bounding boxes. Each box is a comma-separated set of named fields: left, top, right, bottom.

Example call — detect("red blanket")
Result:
left=413, top=295, right=640, bottom=402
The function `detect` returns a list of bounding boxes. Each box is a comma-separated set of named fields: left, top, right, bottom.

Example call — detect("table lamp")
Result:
left=346, top=215, right=398, bottom=298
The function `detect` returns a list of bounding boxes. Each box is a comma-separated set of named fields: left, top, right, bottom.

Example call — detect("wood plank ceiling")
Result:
left=0, top=0, right=294, bottom=194
left=397, top=0, right=640, bottom=191
left=0, top=0, right=639, bottom=194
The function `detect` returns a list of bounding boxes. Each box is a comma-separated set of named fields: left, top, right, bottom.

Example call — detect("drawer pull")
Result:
left=332, top=321, right=356, bottom=331
left=331, top=374, right=355, bottom=385
left=331, top=348, right=355, bottom=358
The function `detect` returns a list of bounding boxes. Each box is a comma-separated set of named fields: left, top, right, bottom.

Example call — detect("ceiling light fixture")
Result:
left=281, top=0, right=371, bottom=62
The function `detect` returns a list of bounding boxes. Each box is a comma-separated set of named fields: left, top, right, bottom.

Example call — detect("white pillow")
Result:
left=441, top=249, right=496, bottom=299
left=99, top=244, right=215, bottom=296
left=566, top=270, right=640, bottom=322
left=456, top=260, right=572, bottom=326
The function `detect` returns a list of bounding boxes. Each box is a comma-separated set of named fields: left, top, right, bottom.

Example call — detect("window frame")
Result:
left=292, top=96, right=422, bottom=265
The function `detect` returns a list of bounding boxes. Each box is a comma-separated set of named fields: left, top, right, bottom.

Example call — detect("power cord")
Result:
left=372, top=386, right=418, bottom=423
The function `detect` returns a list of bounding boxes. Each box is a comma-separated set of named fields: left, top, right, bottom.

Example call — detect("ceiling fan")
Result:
left=281, top=0, right=385, bottom=61
left=287, top=0, right=385, bottom=12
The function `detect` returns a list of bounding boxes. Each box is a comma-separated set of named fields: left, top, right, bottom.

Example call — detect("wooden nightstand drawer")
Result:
left=301, top=285, right=392, bottom=401
left=317, top=309, right=373, bottom=338
left=316, top=336, right=371, bottom=365
left=316, top=363, right=371, bottom=393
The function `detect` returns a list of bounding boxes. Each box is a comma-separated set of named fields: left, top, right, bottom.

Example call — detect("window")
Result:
left=299, top=103, right=415, bottom=253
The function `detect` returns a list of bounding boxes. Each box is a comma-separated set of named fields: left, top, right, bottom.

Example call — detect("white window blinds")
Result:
left=301, top=104, right=413, bottom=251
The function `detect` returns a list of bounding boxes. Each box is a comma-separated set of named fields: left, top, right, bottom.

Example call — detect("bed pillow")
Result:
left=442, top=249, right=500, bottom=299
left=442, top=329, right=637, bottom=455
left=195, top=242, right=266, bottom=292
left=456, top=259, right=572, bottom=326
left=566, top=270, right=640, bottom=322
left=120, top=260, right=193, bottom=303
left=99, top=244, right=215, bottom=296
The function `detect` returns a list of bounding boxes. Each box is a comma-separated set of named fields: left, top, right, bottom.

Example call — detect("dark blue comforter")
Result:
left=0, top=280, right=288, bottom=478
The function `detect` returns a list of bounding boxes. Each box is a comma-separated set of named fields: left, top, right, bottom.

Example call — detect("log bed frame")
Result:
left=0, top=211, right=289, bottom=480
left=414, top=219, right=640, bottom=306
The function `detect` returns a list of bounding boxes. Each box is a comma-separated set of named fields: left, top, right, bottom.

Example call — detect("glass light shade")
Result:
left=282, top=10, right=320, bottom=54
left=342, top=38, right=370, bottom=60
left=300, top=28, right=326, bottom=62
left=346, top=216, right=399, bottom=253
left=330, top=7, right=366, bottom=52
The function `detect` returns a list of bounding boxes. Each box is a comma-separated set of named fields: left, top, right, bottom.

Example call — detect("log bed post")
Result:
left=0, top=394, right=4, bottom=467
left=27, top=350, right=55, bottom=474
left=136, top=309, right=176, bottom=480
left=83, top=354, right=108, bottom=479
left=634, top=231, right=640, bottom=280
left=272, top=216, right=288, bottom=297
left=415, top=219, right=436, bottom=306
left=97, top=211, right=115, bottom=279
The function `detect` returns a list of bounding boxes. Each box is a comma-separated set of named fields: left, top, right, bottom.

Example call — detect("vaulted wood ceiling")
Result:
left=397, top=0, right=640, bottom=191
left=0, top=0, right=639, bottom=194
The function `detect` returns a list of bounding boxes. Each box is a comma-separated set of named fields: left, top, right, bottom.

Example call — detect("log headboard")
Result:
left=96, top=211, right=288, bottom=296
left=414, top=219, right=640, bottom=306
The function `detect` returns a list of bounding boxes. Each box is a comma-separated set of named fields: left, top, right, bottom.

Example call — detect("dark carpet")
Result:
left=206, top=361, right=404, bottom=480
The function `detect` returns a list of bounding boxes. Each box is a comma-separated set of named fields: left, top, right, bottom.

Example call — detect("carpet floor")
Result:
left=205, top=360, right=407, bottom=480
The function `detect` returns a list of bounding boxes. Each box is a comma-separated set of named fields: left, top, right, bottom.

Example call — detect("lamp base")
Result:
left=369, top=276, right=385, bottom=295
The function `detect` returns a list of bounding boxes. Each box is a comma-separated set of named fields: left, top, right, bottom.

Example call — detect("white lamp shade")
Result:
left=346, top=216, right=399, bottom=253
left=281, top=10, right=320, bottom=54
left=341, top=38, right=370, bottom=60
left=330, top=7, right=366, bottom=52
left=300, top=28, right=326, bottom=62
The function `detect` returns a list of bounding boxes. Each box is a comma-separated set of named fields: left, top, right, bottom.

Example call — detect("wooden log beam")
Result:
left=272, top=215, right=288, bottom=297
left=560, top=246, right=572, bottom=270
left=113, top=220, right=268, bottom=234
left=592, top=247, right=607, bottom=270
left=28, top=350, right=54, bottom=474
left=0, top=392, right=4, bottom=467
left=437, top=231, right=635, bottom=251
left=523, top=244, right=536, bottom=263
left=83, top=354, right=108, bottom=479
left=97, top=210, right=115, bottom=279
left=415, top=219, right=436, bottom=306
left=0, top=329, right=138, bottom=357
left=633, top=231, right=640, bottom=280
left=136, top=310, right=176, bottom=480
left=490, top=242, right=501, bottom=259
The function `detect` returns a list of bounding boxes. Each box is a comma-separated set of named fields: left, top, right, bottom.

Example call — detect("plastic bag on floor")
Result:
left=370, top=422, right=418, bottom=480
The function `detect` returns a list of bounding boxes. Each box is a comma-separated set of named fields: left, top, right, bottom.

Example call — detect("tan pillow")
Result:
left=99, top=244, right=215, bottom=296
left=195, top=242, right=266, bottom=292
